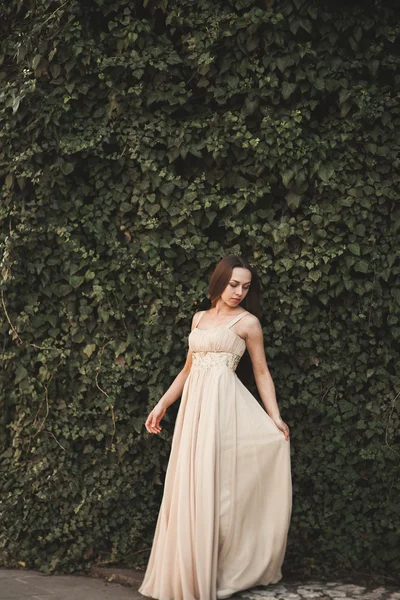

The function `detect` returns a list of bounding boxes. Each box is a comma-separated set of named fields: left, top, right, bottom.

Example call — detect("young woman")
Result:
left=139, top=255, right=292, bottom=600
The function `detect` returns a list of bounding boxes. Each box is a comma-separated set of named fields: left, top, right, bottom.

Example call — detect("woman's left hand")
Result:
left=272, top=416, right=290, bottom=441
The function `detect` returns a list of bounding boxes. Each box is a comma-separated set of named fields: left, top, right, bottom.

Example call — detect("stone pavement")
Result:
left=0, top=568, right=142, bottom=600
left=235, top=581, right=400, bottom=600
left=1, top=567, right=399, bottom=600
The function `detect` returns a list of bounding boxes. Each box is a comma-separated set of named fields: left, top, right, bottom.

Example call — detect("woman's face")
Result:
left=221, top=267, right=252, bottom=308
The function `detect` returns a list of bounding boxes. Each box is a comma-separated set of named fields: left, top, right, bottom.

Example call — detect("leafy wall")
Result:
left=0, top=0, right=399, bottom=580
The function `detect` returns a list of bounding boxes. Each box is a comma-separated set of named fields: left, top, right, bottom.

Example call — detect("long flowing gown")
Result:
left=139, top=310, right=292, bottom=600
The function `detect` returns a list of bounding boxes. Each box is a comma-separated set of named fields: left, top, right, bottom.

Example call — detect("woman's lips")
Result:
left=232, top=299, right=240, bottom=302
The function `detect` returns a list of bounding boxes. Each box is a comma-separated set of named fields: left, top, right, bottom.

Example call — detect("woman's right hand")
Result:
left=145, top=401, right=167, bottom=434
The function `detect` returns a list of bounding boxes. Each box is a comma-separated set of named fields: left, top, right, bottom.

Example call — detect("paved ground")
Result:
left=1, top=567, right=398, bottom=600
left=236, top=581, right=400, bottom=600
left=0, top=568, right=142, bottom=600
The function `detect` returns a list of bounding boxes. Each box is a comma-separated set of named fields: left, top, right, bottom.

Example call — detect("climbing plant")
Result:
left=0, top=0, right=399, bottom=580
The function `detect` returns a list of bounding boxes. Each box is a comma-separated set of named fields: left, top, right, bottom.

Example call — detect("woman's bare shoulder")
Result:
left=240, top=312, right=262, bottom=339
left=243, top=311, right=261, bottom=326
left=190, top=309, right=204, bottom=330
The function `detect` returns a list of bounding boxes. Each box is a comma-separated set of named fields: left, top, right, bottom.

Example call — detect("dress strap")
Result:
left=194, top=310, right=206, bottom=328
left=226, top=310, right=249, bottom=329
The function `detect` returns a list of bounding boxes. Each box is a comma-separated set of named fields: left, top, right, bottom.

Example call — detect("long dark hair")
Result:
left=206, top=255, right=262, bottom=389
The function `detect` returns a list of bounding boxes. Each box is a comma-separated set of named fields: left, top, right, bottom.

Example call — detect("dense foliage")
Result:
left=1, top=0, right=399, bottom=581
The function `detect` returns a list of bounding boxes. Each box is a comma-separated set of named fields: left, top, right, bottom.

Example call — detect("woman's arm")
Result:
left=145, top=311, right=200, bottom=434
left=158, top=311, right=199, bottom=410
left=158, top=364, right=191, bottom=411
left=244, top=315, right=290, bottom=440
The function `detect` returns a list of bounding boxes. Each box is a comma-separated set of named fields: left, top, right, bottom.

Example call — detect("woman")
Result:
left=139, top=255, right=292, bottom=600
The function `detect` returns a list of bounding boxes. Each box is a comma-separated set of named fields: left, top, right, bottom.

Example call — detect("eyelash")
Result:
left=230, top=283, right=250, bottom=289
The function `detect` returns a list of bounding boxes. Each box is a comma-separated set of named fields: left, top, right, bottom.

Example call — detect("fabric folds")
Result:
left=139, top=311, right=292, bottom=600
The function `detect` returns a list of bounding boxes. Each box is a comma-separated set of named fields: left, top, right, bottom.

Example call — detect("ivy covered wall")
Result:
left=0, top=0, right=399, bottom=580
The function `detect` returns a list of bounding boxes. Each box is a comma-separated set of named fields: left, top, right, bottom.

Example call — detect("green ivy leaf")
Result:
left=286, top=192, right=301, bottom=209
left=32, top=54, right=41, bottom=69
left=15, top=365, right=28, bottom=384
left=61, top=162, right=74, bottom=175
left=281, top=81, right=297, bottom=99
left=69, top=275, right=85, bottom=288
left=348, top=243, right=361, bottom=256
left=309, top=270, right=322, bottom=282
left=83, top=344, right=96, bottom=358
left=391, top=289, right=400, bottom=305
left=318, top=165, right=335, bottom=182
left=282, top=169, right=295, bottom=188
left=354, top=260, right=369, bottom=273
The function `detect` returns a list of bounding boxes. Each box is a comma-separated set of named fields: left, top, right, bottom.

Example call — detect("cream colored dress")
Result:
left=139, top=310, right=292, bottom=600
